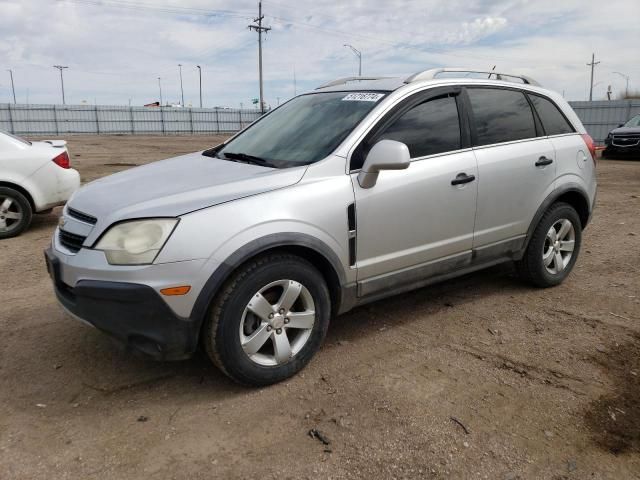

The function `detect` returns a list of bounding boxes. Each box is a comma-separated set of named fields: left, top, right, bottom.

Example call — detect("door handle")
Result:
left=451, top=173, right=476, bottom=185
left=535, top=156, right=553, bottom=167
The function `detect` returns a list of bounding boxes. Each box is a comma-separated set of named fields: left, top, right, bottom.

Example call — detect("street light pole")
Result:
left=613, top=71, right=630, bottom=98
left=7, top=69, right=16, bottom=104
left=178, top=64, right=184, bottom=106
left=196, top=65, right=202, bottom=108
left=344, top=44, right=362, bottom=76
left=53, top=65, right=69, bottom=104
left=158, top=77, right=163, bottom=106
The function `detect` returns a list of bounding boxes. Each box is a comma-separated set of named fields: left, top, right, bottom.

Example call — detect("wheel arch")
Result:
left=519, top=184, right=591, bottom=257
left=190, top=233, right=349, bottom=337
left=0, top=181, right=36, bottom=212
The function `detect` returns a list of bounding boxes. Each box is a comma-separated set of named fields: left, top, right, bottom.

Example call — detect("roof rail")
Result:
left=316, top=76, right=392, bottom=89
left=404, top=68, right=541, bottom=86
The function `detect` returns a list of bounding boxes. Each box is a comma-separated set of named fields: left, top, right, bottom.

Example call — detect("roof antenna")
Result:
left=488, top=65, right=496, bottom=80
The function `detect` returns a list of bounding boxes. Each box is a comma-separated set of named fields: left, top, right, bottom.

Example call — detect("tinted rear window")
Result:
left=378, top=95, right=461, bottom=158
left=468, top=88, right=536, bottom=146
left=528, top=94, right=574, bottom=135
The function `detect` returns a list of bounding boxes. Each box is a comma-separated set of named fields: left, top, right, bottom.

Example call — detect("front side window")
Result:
left=528, top=94, right=574, bottom=135
left=468, top=88, right=536, bottom=146
left=208, top=91, right=385, bottom=168
left=378, top=95, right=461, bottom=159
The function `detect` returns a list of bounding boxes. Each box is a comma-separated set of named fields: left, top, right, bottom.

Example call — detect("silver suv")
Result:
left=45, top=68, right=597, bottom=386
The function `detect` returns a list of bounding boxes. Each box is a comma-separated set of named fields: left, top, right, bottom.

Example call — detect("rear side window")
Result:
left=378, top=95, right=461, bottom=158
left=528, top=94, right=574, bottom=135
left=467, top=88, right=536, bottom=146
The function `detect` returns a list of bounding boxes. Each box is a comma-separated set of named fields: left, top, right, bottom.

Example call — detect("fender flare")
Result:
left=189, top=232, right=348, bottom=329
left=518, top=183, right=591, bottom=258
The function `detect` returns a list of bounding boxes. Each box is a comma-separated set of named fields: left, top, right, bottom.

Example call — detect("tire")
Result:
left=0, top=187, right=33, bottom=239
left=203, top=253, right=331, bottom=386
left=516, top=202, right=582, bottom=288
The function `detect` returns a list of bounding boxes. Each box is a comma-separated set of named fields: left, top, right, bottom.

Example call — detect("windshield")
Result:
left=208, top=91, right=386, bottom=168
left=624, top=115, right=640, bottom=127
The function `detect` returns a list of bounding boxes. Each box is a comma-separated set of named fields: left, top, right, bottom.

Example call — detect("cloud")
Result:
left=0, top=0, right=638, bottom=106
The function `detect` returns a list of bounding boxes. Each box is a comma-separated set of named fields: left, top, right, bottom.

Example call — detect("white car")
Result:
left=0, top=131, right=80, bottom=238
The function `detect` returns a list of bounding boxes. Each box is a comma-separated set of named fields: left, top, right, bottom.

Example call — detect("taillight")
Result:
left=52, top=151, right=70, bottom=169
left=581, top=133, right=597, bottom=166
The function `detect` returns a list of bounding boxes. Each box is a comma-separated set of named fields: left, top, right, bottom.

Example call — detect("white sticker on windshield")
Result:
left=342, top=93, right=384, bottom=102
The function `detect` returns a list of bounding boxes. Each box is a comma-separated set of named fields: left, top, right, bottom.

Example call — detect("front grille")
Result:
left=612, top=135, right=640, bottom=147
left=67, top=207, right=97, bottom=225
left=58, top=229, right=87, bottom=253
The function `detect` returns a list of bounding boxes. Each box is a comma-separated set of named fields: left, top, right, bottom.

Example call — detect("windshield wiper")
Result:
left=221, top=152, right=277, bottom=168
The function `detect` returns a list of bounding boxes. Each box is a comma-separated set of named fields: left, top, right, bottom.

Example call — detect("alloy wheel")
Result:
left=239, top=279, right=316, bottom=366
left=0, top=196, right=23, bottom=233
left=542, top=218, right=575, bottom=274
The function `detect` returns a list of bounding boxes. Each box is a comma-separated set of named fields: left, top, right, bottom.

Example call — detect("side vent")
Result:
left=347, top=203, right=357, bottom=266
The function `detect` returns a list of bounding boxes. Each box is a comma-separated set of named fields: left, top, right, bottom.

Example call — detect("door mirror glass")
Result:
left=357, top=139, right=410, bottom=189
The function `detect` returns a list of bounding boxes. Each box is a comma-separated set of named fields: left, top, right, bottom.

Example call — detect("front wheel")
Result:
left=516, top=202, right=582, bottom=288
left=0, top=187, right=32, bottom=239
left=203, top=253, right=331, bottom=386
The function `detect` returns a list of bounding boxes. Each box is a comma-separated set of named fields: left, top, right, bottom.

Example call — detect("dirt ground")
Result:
left=1, top=135, right=639, bottom=480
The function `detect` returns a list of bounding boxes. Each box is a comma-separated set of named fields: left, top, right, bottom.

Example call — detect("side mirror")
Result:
left=618, top=123, right=624, bottom=127
left=357, top=139, right=410, bottom=189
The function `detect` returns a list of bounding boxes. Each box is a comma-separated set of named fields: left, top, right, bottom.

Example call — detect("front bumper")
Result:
left=45, top=247, right=201, bottom=360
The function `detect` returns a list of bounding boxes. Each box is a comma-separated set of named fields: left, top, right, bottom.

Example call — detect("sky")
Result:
left=0, top=0, right=639, bottom=107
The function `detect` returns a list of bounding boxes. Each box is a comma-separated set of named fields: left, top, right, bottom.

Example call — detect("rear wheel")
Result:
left=203, top=253, right=331, bottom=386
left=516, top=202, right=582, bottom=287
left=0, top=187, right=32, bottom=239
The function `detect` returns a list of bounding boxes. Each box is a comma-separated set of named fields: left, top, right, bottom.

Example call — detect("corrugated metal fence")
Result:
left=569, top=100, right=640, bottom=143
left=0, top=104, right=263, bottom=135
left=1, top=100, right=639, bottom=142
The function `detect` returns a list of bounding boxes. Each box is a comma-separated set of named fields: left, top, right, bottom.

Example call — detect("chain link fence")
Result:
left=0, top=103, right=263, bottom=135
left=2, top=100, right=639, bottom=143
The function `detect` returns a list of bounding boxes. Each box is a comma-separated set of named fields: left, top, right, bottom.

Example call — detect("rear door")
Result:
left=465, top=87, right=556, bottom=252
left=351, top=87, right=479, bottom=296
left=526, top=93, right=591, bottom=183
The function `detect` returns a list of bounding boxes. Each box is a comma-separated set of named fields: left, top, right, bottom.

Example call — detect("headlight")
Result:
left=95, top=218, right=178, bottom=265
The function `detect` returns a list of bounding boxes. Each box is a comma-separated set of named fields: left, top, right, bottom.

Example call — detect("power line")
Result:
left=248, top=1, right=271, bottom=114
left=63, top=0, right=252, bottom=20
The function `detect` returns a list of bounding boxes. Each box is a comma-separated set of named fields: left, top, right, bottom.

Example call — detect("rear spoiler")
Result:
left=44, top=140, right=67, bottom=148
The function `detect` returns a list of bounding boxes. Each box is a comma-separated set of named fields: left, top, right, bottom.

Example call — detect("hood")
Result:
left=68, top=151, right=305, bottom=224
left=610, top=126, right=640, bottom=135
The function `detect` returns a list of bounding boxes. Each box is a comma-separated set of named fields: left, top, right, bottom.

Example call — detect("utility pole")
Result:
left=158, top=77, right=163, bottom=106
left=586, top=53, right=600, bottom=102
left=178, top=64, right=184, bottom=106
left=196, top=65, right=202, bottom=108
left=53, top=65, right=69, bottom=104
left=248, top=1, right=271, bottom=114
left=613, top=71, right=630, bottom=98
left=344, top=44, right=362, bottom=76
left=7, top=69, right=16, bottom=104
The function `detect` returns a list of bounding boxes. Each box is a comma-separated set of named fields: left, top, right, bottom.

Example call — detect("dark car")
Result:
left=603, top=114, right=640, bottom=158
